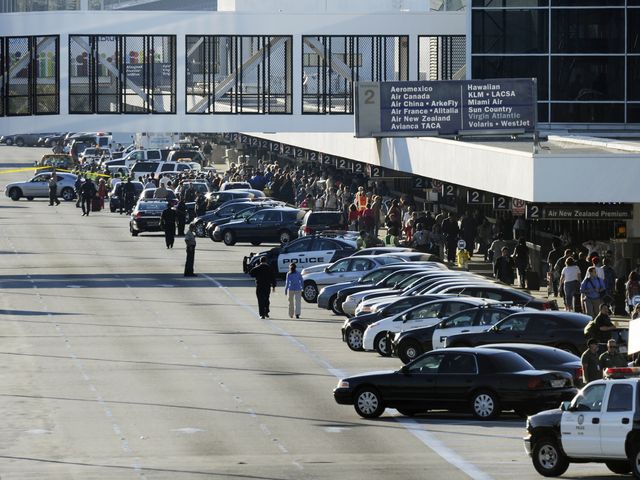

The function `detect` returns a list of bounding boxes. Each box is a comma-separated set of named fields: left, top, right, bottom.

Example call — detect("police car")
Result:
left=242, top=235, right=357, bottom=276
left=524, top=367, right=640, bottom=478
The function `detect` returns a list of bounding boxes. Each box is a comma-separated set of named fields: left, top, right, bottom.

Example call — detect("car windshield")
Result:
left=237, top=207, right=257, bottom=218
left=307, top=212, right=342, bottom=226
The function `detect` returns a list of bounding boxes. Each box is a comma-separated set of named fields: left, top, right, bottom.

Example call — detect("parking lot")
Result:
left=0, top=146, right=619, bottom=479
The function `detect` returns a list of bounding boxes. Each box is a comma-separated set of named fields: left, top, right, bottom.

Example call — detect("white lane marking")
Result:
left=171, top=427, right=205, bottom=434
left=201, top=273, right=493, bottom=480
left=27, top=429, right=51, bottom=435
left=325, top=427, right=348, bottom=433
left=66, top=285, right=84, bottom=288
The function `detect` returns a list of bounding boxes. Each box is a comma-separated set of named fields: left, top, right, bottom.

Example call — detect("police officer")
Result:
left=176, top=199, right=187, bottom=237
left=599, top=339, right=628, bottom=373
left=184, top=224, right=197, bottom=277
left=48, top=172, right=60, bottom=206
left=161, top=203, right=177, bottom=249
left=581, top=338, right=601, bottom=384
left=80, top=178, right=96, bottom=216
left=250, top=257, right=276, bottom=319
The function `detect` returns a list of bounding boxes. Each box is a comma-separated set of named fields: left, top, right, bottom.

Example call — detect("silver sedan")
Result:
left=5, top=172, right=77, bottom=201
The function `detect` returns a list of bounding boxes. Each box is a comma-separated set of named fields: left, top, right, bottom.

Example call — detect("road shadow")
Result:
left=0, top=273, right=252, bottom=289
left=0, top=309, right=77, bottom=316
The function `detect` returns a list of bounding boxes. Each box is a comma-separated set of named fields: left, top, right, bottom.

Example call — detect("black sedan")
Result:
left=442, top=311, right=594, bottom=355
left=479, top=343, right=584, bottom=388
left=333, top=348, right=576, bottom=419
left=129, top=200, right=168, bottom=236
left=109, top=181, right=144, bottom=212
left=342, top=294, right=448, bottom=351
left=391, top=305, right=529, bottom=364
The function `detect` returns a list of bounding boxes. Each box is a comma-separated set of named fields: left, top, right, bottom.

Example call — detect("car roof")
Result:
left=431, top=347, right=515, bottom=356
left=480, top=343, right=575, bottom=353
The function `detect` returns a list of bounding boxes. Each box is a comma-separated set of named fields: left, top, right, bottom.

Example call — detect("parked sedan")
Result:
left=363, top=297, right=500, bottom=356
left=5, top=172, right=77, bottom=201
left=442, top=311, right=606, bottom=356
left=301, top=255, right=406, bottom=303
left=479, top=344, right=584, bottom=388
left=129, top=200, right=168, bottom=236
left=342, top=294, right=450, bottom=351
left=391, top=305, right=533, bottom=364
left=333, top=348, right=576, bottom=419
left=436, top=285, right=558, bottom=311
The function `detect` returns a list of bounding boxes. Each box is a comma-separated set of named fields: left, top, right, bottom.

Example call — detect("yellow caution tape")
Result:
left=0, top=166, right=110, bottom=178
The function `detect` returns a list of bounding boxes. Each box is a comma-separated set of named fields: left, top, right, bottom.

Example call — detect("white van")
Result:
left=130, top=161, right=192, bottom=177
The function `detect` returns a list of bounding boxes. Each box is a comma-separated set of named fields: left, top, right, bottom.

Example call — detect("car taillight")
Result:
left=575, top=367, right=583, bottom=379
left=542, top=301, right=553, bottom=310
left=135, top=212, right=142, bottom=219
left=304, top=226, right=313, bottom=234
left=527, top=378, right=543, bottom=389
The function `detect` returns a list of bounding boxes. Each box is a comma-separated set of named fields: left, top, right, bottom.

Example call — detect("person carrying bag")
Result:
left=580, top=266, right=606, bottom=318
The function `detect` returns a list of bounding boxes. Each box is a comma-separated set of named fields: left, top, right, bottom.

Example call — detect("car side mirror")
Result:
left=402, top=314, right=409, bottom=323
left=560, top=401, right=571, bottom=412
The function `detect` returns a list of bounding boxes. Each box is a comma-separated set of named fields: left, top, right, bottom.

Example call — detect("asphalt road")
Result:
left=0, top=146, right=618, bottom=479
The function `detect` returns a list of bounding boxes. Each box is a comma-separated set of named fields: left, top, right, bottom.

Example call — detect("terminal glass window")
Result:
left=302, top=35, right=409, bottom=114
left=1, top=35, right=59, bottom=116
left=186, top=35, right=292, bottom=114
left=418, top=36, right=466, bottom=80
left=69, top=35, right=176, bottom=114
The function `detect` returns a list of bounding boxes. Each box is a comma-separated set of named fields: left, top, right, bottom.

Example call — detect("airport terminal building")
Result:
left=1, top=0, right=640, bottom=258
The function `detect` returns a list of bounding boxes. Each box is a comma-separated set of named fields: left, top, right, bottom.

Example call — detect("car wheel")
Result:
left=303, top=281, right=318, bottom=303
left=15, top=137, right=24, bottom=147
left=629, top=444, right=640, bottom=478
left=354, top=387, right=385, bottom=419
left=8, top=188, right=21, bottom=201
left=223, top=230, right=236, bottom=246
left=26, top=196, right=34, bottom=201
left=279, top=230, right=292, bottom=244
left=251, top=241, right=261, bottom=246
left=470, top=390, right=500, bottom=420
left=345, top=327, right=364, bottom=351
left=398, top=340, right=423, bottom=364
left=374, top=332, right=390, bottom=357
left=5, top=137, right=13, bottom=146
left=131, top=227, right=139, bottom=237
left=61, top=187, right=74, bottom=202
left=330, top=296, right=344, bottom=315
left=532, top=437, right=569, bottom=477
left=194, top=223, right=205, bottom=237
left=606, top=461, right=631, bottom=475
left=110, top=205, right=116, bottom=213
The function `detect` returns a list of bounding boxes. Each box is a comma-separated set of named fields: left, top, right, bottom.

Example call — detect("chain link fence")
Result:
left=302, top=35, right=408, bottom=114
left=186, top=35, right=292, bottom=114
left=70, top=34, right=176, bottom=114
left=1, top=35, right=59, bottom=116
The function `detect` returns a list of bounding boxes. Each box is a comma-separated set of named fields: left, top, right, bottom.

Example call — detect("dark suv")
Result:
left=212, top=207, right=304, bottom=246
left=299, top=210, right=346, bottom=236
left=129, top=200, right=169, bottom=236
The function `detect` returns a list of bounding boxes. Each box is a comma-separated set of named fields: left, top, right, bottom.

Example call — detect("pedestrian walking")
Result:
left=284, top=263, right=303, bottom=319
left=97, top=178, right=107, bottom=210
left=176, top=199, right=187, bottom=237
left=48, top=172, right=60, bottom=206
left=161, top=203, right=177, bottom=249
left=80, top=178, right=96, bottom=216
left=250, top=257, right=276, bottom=319
left=184, top=224, right=197, bottom=277
left=580, top=266, right=606, bottom=317
left=494, top=247, right=515, bottom=285
left=512, top=238, right=530, bottom=288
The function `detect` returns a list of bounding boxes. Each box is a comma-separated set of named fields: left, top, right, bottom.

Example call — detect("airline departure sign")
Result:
left=355, top=79, right=537, bottom=138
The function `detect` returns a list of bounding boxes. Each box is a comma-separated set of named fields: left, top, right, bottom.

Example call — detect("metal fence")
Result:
left=0, top=35, right=59, bottom=116
left=186, top=35, right=292, bottom=114
left=302, top=35, right=409, bottom=114
left=418, top=35, right=466, bottom=81
left=69, top=34, right=176, bottom=114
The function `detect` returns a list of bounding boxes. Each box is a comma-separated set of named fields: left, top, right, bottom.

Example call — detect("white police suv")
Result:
left=524, top=366, right=640, bottom=477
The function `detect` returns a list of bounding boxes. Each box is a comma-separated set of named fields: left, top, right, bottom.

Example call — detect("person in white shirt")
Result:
left=560, top=257, right=581, bottom=311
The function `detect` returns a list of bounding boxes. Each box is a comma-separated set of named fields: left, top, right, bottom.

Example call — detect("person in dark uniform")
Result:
left=176, top=199, right=187, bottom=237
left=249, top=257, right=276, bottom=319
left=48, top=172, right=60, bottom=206
left=184, top=224, right=197, bottom=277
left=161, top=203, right=177, bottom=249
left=121, top=178, right=135, bottom=215
left=80, top=178, right=96, bottom=216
